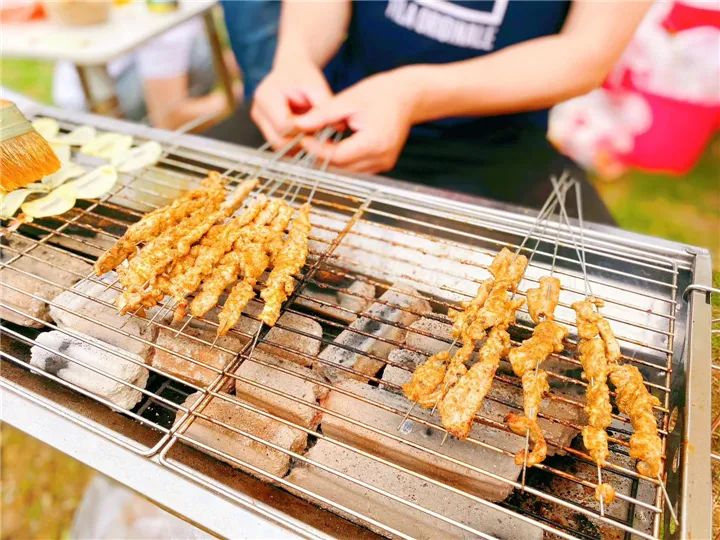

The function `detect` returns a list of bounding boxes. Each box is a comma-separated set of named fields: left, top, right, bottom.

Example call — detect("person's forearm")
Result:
left=274, top=0, right=350, bottom=68
left=402, top=0, right=651, bottom=124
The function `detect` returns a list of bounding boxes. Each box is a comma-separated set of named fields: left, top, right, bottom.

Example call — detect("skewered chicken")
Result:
left=116, top=179, right=258, bottom=312
left=217, top=202, right=294, bottom=335
left=168, top=196, right=270, bottom=320
left=258, top=203, right=312, bottom=326
left=526, top=276, right=560, bottom=323
left=438, top=326, right=512, bottom=439
left=609, top=363, right=662, bottom=478
left=506, top=277, right=567, bottom=467
left=402, top=249, right=527, bottom=410
left=505, top=410, right=547, bottom=467
left=508, top=320, right=567, bottom=377
left=189, top=200, right=280, bottom=318
left=94, top=173, right=227, bottom=275
left=573, top=298, right=615, bottom=504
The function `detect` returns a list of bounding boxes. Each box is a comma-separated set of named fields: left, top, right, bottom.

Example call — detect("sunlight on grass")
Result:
left=0, top=58, right=55, bottom=104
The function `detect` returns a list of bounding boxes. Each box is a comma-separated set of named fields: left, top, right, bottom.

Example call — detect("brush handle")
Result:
left=0, top=100, right=34, bottom=143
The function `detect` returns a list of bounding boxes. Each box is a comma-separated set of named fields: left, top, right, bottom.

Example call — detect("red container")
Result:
left=606, top=71, right=720, bottom=174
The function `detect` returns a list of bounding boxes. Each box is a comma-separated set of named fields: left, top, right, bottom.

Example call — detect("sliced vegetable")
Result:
left=112, top=141, right=163, bottom=172
left=80, top=133, right=133, bottom=160
left=32, top=117, right=59, bottom=140
left=50, top=142, right=71, bottom=164
left=21, top=184, right=77, bottom=218
left=42, top=162, right=87, bottom=189
left=1, top=189, right=33, bottom=219
left=52, top=125, right=97, bottom=146
left=21, top=182, right=52, bottom=193
left=65, top=165, right=118, bottom=199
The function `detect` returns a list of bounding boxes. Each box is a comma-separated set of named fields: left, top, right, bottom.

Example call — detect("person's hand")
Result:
left=251, top=58, right=333, bottom=149
left=294, top=69, right=422, bottom=173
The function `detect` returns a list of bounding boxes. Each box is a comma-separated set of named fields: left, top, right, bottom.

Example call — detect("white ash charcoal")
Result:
left=151, top=322, right=247, bottom=388
left=404, top=317, right=457, bottom=356
left=287, top=439, right=543, bottom=540
left=295, top=280, right=376, bottom=324
left=322, top=214, right=494, bottom=304
left=320, top=380, right=523, bottom=501
left=1, top=237, right=91, bottom=328
left=381, top=348, right=425, bottom=392
left=49, top=273, right=156, bottom=359
left=317, top=284, right=431, bottom=382
left=260, top=311, right=322, bottom=367
left=179, top=392, right=308, bottom=479
left=30, top=330, right=148, bottom=410
left=234, top=349, right=327, bottom=429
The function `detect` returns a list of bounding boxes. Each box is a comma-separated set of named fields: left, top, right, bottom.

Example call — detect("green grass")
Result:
left=0, top=58, right=54, bottom=104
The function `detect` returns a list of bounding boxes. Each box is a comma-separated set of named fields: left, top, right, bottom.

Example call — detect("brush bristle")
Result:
left=0, top=130, right=61, bottom=191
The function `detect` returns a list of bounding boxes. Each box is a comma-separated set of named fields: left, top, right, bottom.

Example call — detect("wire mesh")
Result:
left=0, top=113, right=700, bottom=539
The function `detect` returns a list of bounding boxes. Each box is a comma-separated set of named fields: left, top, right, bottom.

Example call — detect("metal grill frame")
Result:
left=0, top=104, right=713, bottom=540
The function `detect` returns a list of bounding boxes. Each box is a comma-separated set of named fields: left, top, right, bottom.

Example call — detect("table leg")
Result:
left=203, top=8, right=236, bottom=116
left=75, top=64, right=123, bottom=118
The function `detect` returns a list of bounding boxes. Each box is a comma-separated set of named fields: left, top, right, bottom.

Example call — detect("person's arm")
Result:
left=297, top=0, right=652, bottom=172
left=143, top=75, right=235, bottom=130
left=250, top=0, right=351, bottom=147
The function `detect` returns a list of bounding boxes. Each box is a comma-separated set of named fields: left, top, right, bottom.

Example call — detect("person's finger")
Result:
left=252, top=107, right=295, bottom=150
left=295, top=96, right=354, bottom=133
left=300, top=131, right=374, bottom=167
left=253, top=88, right=297, bottom=137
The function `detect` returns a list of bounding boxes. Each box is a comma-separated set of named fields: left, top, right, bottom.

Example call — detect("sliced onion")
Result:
left=32, top=117, right=59, bottom=140
left=21, top=184, right=77, bottom=218
left=80, top=133, right=133, bottom=160
left=65, top=165, right=118, bottom=199
left=50, top=142, right=72, bottom=164
left=112, top=141, right=163, bottom=172
left=1, top=189, right=33, bottom=219
left=42, top=162, right=87, bottom=189
left=51, top=125, right=97, bottom=146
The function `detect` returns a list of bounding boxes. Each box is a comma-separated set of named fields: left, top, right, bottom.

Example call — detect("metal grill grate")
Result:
left=0, top=106, right=712, bottom=540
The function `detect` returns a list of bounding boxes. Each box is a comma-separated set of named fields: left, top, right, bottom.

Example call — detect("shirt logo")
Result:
left=385, top=0, right=509, bottom=51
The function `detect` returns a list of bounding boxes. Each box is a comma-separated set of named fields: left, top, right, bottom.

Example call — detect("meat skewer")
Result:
left=189, top=199, right=280, bottom=319
left=506, top=276, right=568, bottom=468
left=258, top=203, right=312, bottom=326
left=116, top=179, right=258, bottom=313
left=94, top=172, right=227, bottom=275
left=217, top=202, right=294, bottom=335
left=437, top=254, right=528, bottom=439
left=402, top=248, right=519, bottom=408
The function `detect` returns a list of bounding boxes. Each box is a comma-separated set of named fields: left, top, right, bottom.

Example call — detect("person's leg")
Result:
left=220, top=0, right=280, bottom=102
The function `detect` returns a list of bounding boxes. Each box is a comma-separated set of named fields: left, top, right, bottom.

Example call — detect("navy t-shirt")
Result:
left=325, top=0, right=571, bottom=139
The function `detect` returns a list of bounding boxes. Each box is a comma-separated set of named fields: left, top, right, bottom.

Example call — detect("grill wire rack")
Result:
left=0, top=105, right=713, bottom=540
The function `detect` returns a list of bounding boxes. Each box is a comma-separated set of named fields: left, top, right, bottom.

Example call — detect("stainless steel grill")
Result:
left=0, top=104, right=713, bottom=540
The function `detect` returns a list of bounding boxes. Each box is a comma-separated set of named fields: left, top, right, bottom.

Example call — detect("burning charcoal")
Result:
left=29, top=330, right=148, bottom=410
left=179, top=392, right=308, bottom=479
left=234, top=349, right=327, bottom=429
left=320, top=380, right=523, bottom=501
left=317, top=284, right=431, bottom=382
left=0, top=237, right=91, bottom=328
left=49, top=273, right=156, bottom=359
left=294, top=280, right=376, bottom=324
left=151, top=321, right=248, bottom=388
left=287, top=439, right=543, bottom=540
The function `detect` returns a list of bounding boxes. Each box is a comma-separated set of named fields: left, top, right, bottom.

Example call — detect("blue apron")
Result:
left=325, top=0, right=571, bottom=138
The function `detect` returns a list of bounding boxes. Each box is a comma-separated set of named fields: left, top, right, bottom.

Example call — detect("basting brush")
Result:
left=0, top=99, right=61, bottom=192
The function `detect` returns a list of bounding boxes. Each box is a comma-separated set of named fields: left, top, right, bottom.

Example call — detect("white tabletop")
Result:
left=1, top=0, right=217, bottom=66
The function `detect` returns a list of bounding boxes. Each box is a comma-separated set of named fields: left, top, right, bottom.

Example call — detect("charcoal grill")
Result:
left=0, top=103, right=713, bottom=540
